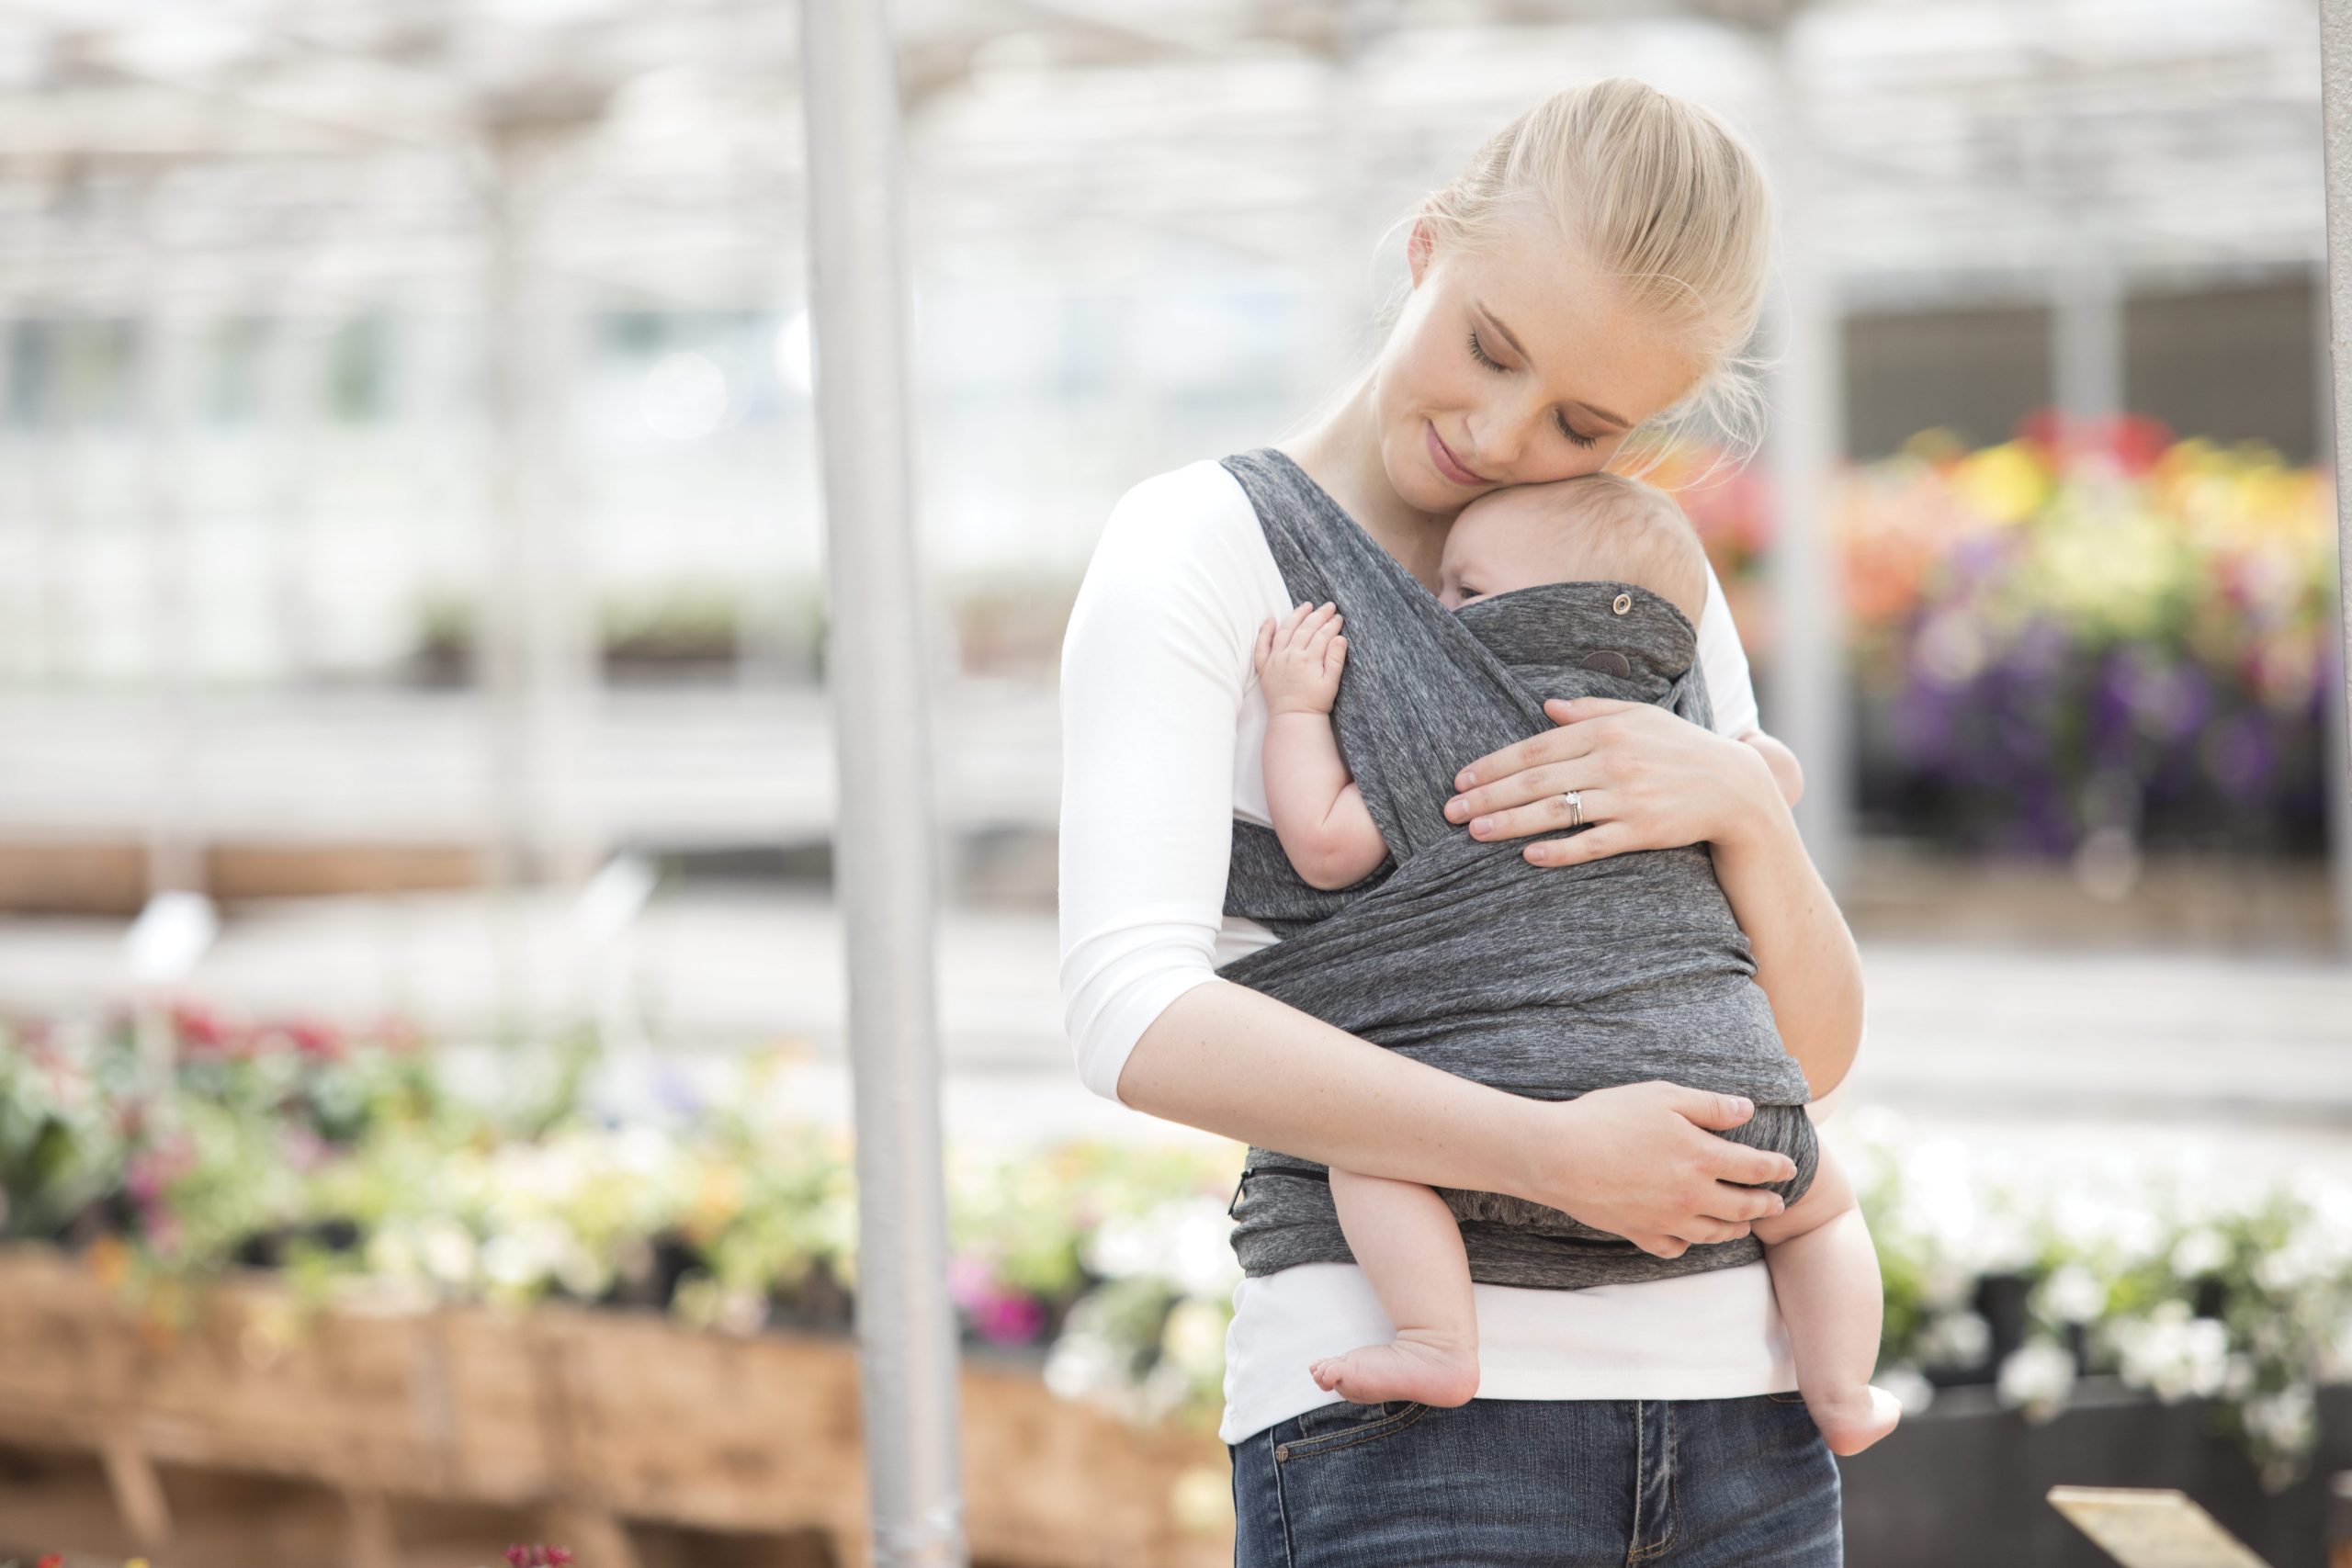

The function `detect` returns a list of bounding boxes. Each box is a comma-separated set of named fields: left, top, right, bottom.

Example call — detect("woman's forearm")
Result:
left=1114, top=977, right=1543, bottom=1197
left=1709, top=767, right=1865, bottom=1098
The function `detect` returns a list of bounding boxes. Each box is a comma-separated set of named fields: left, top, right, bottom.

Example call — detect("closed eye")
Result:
left=1465, top=330, right=1600, bottom=449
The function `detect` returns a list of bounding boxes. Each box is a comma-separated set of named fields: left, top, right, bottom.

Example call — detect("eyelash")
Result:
left=1466, top=329, right=1599, bottom=449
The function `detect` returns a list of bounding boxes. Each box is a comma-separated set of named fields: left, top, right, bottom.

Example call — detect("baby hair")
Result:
left=1521, top=472, right=1711, bottom=624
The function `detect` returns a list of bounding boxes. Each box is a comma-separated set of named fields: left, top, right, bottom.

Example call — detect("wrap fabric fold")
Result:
left=1214, top=447, right=1816, bottom=1291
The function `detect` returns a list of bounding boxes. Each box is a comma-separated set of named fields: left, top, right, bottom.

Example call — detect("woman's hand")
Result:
left=1442, top=695, right=1781, bottom=865
left=1510, top=1082, right=1796, bottom=1257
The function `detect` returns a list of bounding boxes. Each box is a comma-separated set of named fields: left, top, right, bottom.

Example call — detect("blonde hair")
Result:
left=1286, top=77, right=1776, bottom=476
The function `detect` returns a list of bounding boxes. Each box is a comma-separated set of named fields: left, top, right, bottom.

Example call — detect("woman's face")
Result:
left=1373, top=209, right=1702, bottom=517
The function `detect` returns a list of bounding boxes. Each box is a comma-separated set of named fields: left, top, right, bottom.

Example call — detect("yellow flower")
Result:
left=1951, top=441, right=2052, bottom=525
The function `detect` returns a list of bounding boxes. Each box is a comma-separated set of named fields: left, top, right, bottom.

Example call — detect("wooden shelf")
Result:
left=0, top=1245, right=1230, bottom=1568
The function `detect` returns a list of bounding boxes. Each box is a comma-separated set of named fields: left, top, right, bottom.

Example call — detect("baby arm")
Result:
left=1254, top=602, right=1390, bottom=891
left=1739, top=728, right=1804, bottom=807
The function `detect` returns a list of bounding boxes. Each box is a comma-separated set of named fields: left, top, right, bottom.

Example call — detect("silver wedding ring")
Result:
left=1562, top=790, right=1584, bottom=829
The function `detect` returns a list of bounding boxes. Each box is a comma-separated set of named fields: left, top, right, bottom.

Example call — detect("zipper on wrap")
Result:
left=1225, top=1165, right=1330, bottom=1220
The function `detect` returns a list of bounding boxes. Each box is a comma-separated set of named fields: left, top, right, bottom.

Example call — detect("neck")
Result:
left=1276, top=368, right=1456, bottom=592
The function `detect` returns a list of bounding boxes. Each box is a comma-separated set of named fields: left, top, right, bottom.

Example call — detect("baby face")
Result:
left=1434, top=491, right=1564, bottom=612
left=1436, top=479, right=1709, bottom=624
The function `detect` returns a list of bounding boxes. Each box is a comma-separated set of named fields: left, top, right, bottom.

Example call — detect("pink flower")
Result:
left=287, top=1017, right=345, bottom=1061
left=946, top=1255, right=1046, bottom=1346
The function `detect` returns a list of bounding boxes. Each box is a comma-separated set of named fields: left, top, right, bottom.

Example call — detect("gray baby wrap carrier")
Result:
left=1216, top=447, right=1816, bottom=1290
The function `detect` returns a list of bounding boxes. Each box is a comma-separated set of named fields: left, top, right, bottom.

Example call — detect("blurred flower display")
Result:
left=10, top=1006, right=2352, bottom=1485
left=1679, top=413, right=2337, bottom=859
left=1845, top=1105, right=2352, bottom=1490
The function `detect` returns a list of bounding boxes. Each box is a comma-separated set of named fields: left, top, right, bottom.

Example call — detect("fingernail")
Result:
left=1456, top=770, right=1477, bottom=788
left=1470, top=817, right=1493, bottom=836
left=1444, top=798, right=1466, bottom=821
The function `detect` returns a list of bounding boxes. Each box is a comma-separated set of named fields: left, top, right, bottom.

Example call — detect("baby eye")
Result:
left=1466, top=330, right=1506, bottom=372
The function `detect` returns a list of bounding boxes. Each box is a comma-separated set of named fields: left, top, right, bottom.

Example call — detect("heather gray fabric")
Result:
left=1215, top=446, right=1816, bottom=1291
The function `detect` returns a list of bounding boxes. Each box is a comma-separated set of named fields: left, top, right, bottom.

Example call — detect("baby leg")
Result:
left=1306, top=1167, right=1482, bottom=1407
left=1749, top=1141, right=1902, bottom=1455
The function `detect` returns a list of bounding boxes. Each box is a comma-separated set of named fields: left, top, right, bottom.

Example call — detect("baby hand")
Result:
left=1254, top=601, right=1348, bottom=716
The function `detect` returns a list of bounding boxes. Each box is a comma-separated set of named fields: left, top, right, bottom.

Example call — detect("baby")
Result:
left=1251, top=472, right=1902, bottom=1457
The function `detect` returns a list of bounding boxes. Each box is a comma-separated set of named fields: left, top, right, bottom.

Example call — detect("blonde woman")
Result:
left=1058, top=78, right=1865, bottom=1563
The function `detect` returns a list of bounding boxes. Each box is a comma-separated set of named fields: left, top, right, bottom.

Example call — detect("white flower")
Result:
left=2242, top=1384, right=2317, bottom=1454
left=1084, top=1197, right=1241, bottom=1296
left=2111, top=1304, right=2232, bottom=1402
left=419, top=1218, right=479, bottom=1288
left=1917, top=1311, right=1992, bottom=1370
left=1997, top=1340, right=2076, bottom=1420
left=1877, top=1364, right=1937, bottom=1416
left=1160, top=1298, right=1228, bottom=1379
left=2169, top=1229, right=2230, bottom=1279
left=2254, top=1238, right=2325, bottom=1293
left=2041, top=1264, right=2106, bottom=1324
left=1043, top=1327, right=1125, bottom=1404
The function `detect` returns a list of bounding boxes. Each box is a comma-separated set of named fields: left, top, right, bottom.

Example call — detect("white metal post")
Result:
left=2324, top=0, right=2352, bottom=957
left=1760, top=28, right=1854, bottom=889
left=796, top=1, right=967, bottom=1565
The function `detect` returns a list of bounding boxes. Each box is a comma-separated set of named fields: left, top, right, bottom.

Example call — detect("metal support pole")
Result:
left=1761, top=33, right=1855, bottom=889
left=138, top=230, right=205, bottom=902
left=263, top=309, right=324, bottom=680
left=2316, top=262, right=2352, bottom=958
left=2323, top=1, right=2352, bottom=957
left=481, top=123, right=602, bottom=1046
left=797, top=2, right=967, bottom=1565
left=2053, top=250, right=2124, bottom=459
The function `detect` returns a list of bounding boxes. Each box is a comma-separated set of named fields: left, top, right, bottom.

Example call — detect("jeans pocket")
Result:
left=1278, top=1399, right=1430, bottom=1461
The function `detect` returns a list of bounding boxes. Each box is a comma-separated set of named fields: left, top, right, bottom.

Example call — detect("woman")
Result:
left=1057, top=78, right=1865, bottom=1563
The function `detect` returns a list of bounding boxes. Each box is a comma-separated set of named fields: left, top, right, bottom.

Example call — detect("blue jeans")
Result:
left=1228, top=1393, right=1841, bottom=1566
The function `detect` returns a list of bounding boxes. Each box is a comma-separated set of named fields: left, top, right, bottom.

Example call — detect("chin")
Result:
left=1386, top=423, right=1464, bottom=513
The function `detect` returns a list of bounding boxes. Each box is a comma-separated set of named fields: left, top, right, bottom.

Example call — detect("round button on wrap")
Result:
left=1611, top=592, right=1633, bottom=615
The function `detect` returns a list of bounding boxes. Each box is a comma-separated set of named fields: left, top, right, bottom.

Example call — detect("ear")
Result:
left=1407, top=213, right=1435, bottom=287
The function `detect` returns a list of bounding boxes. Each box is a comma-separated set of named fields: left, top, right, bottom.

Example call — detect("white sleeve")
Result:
left=1694, top=558, right=1761, bottom=739
left=1057, top=463, right=1263, bottom=1106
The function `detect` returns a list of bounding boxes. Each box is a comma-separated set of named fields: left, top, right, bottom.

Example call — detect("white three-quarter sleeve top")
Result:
left=1056, top=456, right=1797, bottom=1447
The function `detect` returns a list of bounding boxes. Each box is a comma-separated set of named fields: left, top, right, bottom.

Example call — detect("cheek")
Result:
left=1383, top=317, right=1469, bottom=419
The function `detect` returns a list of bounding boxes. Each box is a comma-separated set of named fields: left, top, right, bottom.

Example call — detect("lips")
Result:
left=1426, top=422, right=1489, bottom=486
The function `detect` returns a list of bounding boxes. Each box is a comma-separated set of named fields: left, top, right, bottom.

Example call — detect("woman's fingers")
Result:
left=1453, top=698, right=1632, bottom=790
left=1702, top=1136, right=1801, bottom=1189
left=1663, top=1217, right=1753, bottom=1246
left=1703, top=1183, right=1788, bottom=1224
left=1447, top=735, right=1609, bottom=820
left=1461, top=782, right=1611, bottom=843
left=1524, top=821, right=1634, bottom=866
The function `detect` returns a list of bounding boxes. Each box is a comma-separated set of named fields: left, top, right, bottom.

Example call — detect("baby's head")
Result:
left=1436, top=473, right=1708, bottom=626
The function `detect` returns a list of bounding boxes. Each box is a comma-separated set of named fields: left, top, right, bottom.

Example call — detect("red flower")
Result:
left=287, top=1017, right=345, bottom=1061
left=38, top=1553, right=63, bottom=1568
left=505, top=1545, right=573, bottom=1567
left=171, top=998, right=235, bottom=1050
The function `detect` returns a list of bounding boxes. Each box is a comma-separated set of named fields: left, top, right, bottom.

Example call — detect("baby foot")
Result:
left=1307, top=1329, right=1479, bottom=1408
left=1802, top=1384, right=1903, bottom=1456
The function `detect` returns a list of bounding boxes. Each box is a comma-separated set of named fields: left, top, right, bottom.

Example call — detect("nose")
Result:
left=1468, top=395, right=1547, bottom=473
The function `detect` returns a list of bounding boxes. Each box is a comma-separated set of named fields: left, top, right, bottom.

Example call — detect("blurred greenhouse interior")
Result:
left=2, top=0, right=2351, bottom=1564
